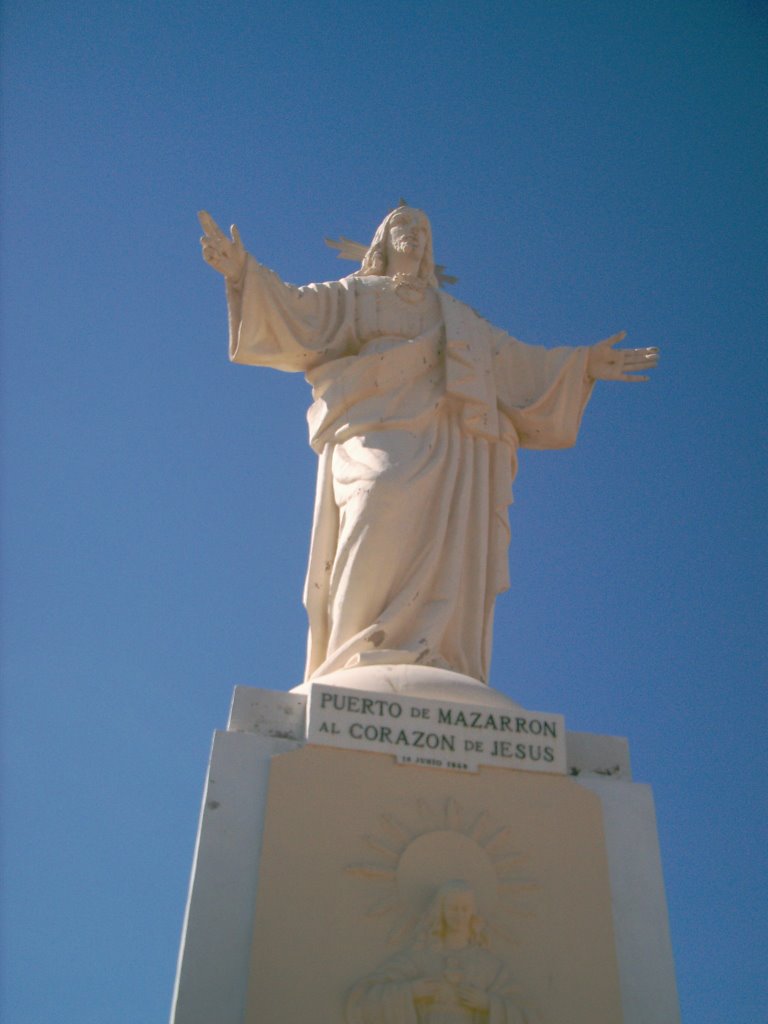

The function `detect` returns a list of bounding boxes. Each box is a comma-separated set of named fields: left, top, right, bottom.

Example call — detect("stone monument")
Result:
left=169, top=204, right=678, bottom=1023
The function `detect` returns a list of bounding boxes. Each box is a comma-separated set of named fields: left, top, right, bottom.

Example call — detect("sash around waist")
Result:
left=305, top=329, right=446, bottom=449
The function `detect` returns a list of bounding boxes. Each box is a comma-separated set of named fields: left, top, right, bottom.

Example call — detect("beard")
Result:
left=391, top=235, right=419, bottom=255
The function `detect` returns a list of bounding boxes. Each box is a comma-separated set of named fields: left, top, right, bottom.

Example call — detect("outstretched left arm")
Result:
left=587, top=331, right=660, bottom=382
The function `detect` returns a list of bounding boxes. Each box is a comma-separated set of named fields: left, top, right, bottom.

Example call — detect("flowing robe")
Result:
left=345, top=944, right=531, bottom=1024
left=227, top=257, right=593, bottom=683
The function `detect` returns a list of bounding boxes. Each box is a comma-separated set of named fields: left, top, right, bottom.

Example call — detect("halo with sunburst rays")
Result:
left=346, top=797, right=539, bottom=947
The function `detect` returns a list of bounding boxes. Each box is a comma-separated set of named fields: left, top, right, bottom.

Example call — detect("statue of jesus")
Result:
left=199, top=204, right=658, bottom=685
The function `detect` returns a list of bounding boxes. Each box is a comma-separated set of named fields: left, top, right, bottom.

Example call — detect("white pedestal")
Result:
left=170, top=685, right=679, bottom=1024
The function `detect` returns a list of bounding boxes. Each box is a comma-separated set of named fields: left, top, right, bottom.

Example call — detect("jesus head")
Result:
left=356, top=204, right=437, bottom=285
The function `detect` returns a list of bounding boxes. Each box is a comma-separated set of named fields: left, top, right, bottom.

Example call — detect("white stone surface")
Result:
left=577, top=777, right=681, bottom=1024
left=567, top=731, right=632, bottom=780
left=228, top=685, right=305, bottom=737
left=306, top=681, right=566, bottom=774
left=169, top=729, right=300, bottom=1024
left=200, top=206, right=658, bottom=688
left=249, top=745, right=623, bottom=1021
left=171, top=687, right=679, bottom=1024
left=293, top=664, right=524, bottom=707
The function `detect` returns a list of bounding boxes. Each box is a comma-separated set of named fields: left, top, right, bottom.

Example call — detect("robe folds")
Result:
left=227, top=257, right=593, bottom=683
left=345, top=944, right=531, bottom=1024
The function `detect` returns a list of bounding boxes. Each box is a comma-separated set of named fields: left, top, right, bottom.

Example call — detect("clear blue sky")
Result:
left=2, top=2, right=765, bottom=1021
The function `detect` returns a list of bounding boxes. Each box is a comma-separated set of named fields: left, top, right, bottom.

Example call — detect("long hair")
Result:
left=354, top=206, right=438, bottom=286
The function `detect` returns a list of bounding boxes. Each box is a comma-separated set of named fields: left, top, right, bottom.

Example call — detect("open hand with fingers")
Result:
left=587, top=331, right=660, bottom=382
left=198, top=210, right=247, bottom=283
left=195, top=203, right=664, bottom=691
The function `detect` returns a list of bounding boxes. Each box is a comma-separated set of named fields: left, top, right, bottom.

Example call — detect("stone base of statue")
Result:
left=169, top=669, right=680, bottom=1024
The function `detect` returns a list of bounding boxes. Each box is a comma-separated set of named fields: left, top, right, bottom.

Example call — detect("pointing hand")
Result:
left=198, top=210, right=247, bottom=283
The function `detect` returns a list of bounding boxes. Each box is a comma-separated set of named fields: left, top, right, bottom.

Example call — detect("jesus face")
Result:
left=441, top=889, right=475, bottom=937
left=386, top=207, right=429, bottom=265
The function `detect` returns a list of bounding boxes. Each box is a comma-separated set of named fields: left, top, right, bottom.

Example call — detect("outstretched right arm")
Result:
left=198, top=211, right=353, bottom=372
